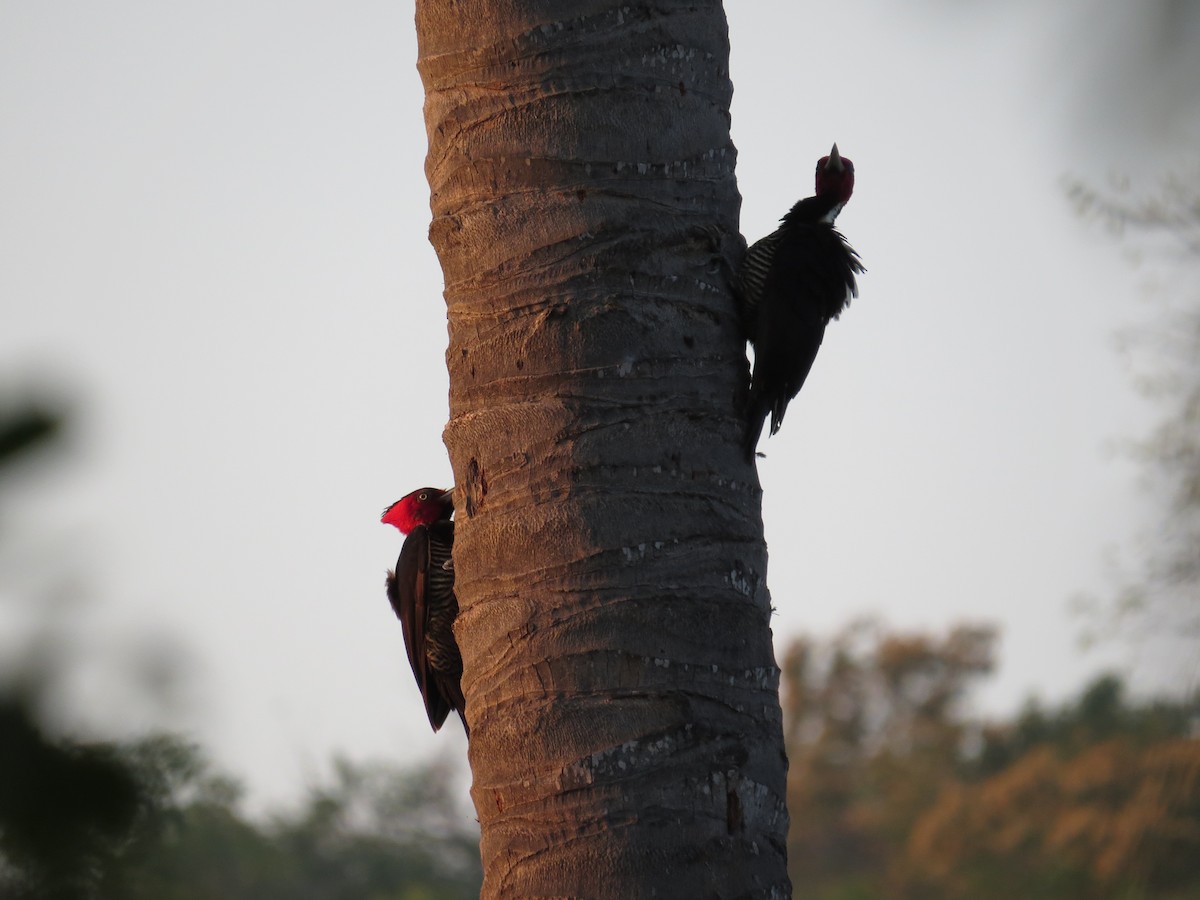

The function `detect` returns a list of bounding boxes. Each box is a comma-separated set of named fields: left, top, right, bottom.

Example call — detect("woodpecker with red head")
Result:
left=740, top=143, right=865, bottom=461
left=381, top=487, right=467, bottom=736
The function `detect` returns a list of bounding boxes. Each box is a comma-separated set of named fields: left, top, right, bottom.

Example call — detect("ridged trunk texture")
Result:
left=416, top=1, right=789, bottom=896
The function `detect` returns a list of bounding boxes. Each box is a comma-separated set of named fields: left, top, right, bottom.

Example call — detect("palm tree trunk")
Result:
left=416, top=2, right=789, bottom=895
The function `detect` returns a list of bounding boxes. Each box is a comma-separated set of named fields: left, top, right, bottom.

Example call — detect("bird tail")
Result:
left=443, top=678, right=469, bottom=737
left=769, top=396, right=790, bottom=437
left=743, top=396, right=770, bottom=463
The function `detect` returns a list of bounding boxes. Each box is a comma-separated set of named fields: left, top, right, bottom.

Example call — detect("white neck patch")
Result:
left=821, top=202, right=844, bottom=225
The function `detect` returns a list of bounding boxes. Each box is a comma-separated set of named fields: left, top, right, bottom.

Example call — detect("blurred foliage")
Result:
left=0, top=400, right=140, bottom=900
left=108, top=738, right=482, bottom=900
left=781, top=619, right=998, bottom=897
left=781, top=620, right=1200, bottom=899
left=1067, top=168, right=1200, bottom=645
left=0, top=699, right=142, bottom=900
left=0, top=731, right=483, bottom=900
left=1, top=401, right=481, bottom=899
left=0, top=402, right=61, bottom=468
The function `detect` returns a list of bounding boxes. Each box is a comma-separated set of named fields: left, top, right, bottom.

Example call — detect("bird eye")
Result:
left=418, top=492, right=428, bottom=501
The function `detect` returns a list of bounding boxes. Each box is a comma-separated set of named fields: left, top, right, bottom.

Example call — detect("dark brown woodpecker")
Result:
left=381, top=487, right=467, bottom=735
left=740, top=143, right=865, bottom=461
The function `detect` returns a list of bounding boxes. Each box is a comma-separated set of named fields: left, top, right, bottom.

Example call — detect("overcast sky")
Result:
left=2, top=1, right=1197, bottom=812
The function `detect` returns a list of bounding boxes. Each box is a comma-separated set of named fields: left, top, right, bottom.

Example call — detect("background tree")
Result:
left=108, top=742, right=482, bottom=900
left=0, top=398, right=146, bottom=900
left=904, top=676, right=1200, bottom=900
left=778, top=621, right=1200, bottom=899
left=780, top=619, right=996, bottom=898
left=415, top=2, right=788, bottom=896
left=1067, top=169, right=1200, bottom=648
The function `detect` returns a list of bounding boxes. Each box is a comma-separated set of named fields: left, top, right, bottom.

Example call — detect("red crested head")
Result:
left=815, top=143, right=855, bottom=208
left=381, top=487, right=454, bottom=535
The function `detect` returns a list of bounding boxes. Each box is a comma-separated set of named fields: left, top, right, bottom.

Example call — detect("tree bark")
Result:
left=416, top=2, right=789, bottom=895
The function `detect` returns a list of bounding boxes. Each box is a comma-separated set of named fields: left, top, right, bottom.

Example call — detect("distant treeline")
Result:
left=780, top=620, right=1200, bottom=899
left=3, top=622, right=1197, bottom=899
left=0, top=715, right=482, bottom=900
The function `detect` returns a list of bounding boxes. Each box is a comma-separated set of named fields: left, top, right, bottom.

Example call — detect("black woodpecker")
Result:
left=740, top=143, right=864, bottom=461
left=381, top=487, right=467, bottom=736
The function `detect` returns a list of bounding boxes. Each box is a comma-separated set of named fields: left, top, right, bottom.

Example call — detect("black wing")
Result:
left=737, top=228, right=783, bottom=337
left=743, top=222, right=863, bottom=459
left=386, top=521, right=466, bottom=734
